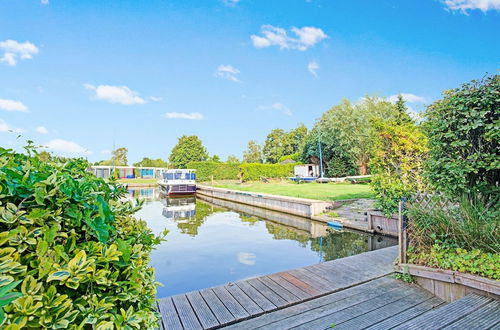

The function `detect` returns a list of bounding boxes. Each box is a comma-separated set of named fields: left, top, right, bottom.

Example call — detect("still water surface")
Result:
left=129, top=188, right=397, bottom=298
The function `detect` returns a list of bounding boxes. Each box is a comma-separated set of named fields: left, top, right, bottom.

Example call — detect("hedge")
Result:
left=0, top=145, right=164, bottom=329
left=187, top=161, right=240, bottom=182
left=239, top=163, right=295, bottom=182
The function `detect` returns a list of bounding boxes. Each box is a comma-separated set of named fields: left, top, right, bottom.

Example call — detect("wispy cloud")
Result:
left=442, top=0, right=500, bottom=13
left=0, top=40, right=39, bottom=66
left=83, top=84, right=148, bottom=105
left=387, top=93, right=426, bottom=104
left=41, top=0, right=49, bottom=4
left=308, top=61, right=319, bottom=78
left=101, top=149, right=111, bottom=155
left=0, top=119, right=24, bottom=133
left=0, top=99, right=28, bottom=112
left=44, top=139, right=91, bottom=155
left=251, top=25, right=328, bottom=51
left=214, top=64, right=241, bottom=82
left=257, top=103, right=292, bottom=116
left=163, top=112, right=204, bottom=120
left=35, top=126, right=49, bottom=134
left=223, top=0, right=240, bottom=6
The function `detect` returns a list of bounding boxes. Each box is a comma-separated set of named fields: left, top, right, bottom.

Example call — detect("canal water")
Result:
left=129, top=188, right=397, bottom=298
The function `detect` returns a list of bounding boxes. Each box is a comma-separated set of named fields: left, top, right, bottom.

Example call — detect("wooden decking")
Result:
left=157, top=246, right=398, bottom=329
left=157, top=245, right=500, bottom=329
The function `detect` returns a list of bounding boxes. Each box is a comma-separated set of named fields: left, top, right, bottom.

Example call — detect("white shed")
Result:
left=294, top=164, right=320, bottom=178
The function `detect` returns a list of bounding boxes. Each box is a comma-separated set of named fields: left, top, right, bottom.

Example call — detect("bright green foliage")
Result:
left=187, top=161, right=240, bottom=182
left=302, top=97, right=399, bottom=176
left=97, top=147, right=129, bottom=166
left=394, top=94, right=414, bottom=124
left=0, top=145, right=164, bottom=329
left=263, top=124, right=308, bottom=163
left=370, top=122, right=428, bottom=216
left=243, top=140, right=263, bottom=163
left=424, top=74, right=499, bottom=197
left=226, top=155, right=240, bottom=164
left=239, top=163, right=295, bottom=181
left=278, top=153, right=301, bottom=163
left=133, top=157, right=169, bottom=168
left=408, top=244, right=500, bottom=280
left=169, top=135, right=209, bottom=168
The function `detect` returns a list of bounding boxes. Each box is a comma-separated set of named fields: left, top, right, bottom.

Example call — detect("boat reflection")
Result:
left=161, top=197, right=196, bottom=220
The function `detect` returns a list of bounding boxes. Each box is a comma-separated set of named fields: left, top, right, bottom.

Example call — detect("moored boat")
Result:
left=157, top=169, right=196, bottom=196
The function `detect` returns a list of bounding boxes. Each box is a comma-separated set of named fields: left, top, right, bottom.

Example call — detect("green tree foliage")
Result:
left=424, top=74, right=499, bottom=197
left=303, top=97, right=399, bottom=176
left=226, top=155, right=240, bottom=163
left=0, top=145, right=163, bottom=328
left=133, top=157, right=169, bottom=168
left=169, top=135, right=209, bottom=168
left=243, top=140, right=263, bottom=163
left=210, top=155, right=221, bottom=163
left=97, top=147, right=128, bottom=166
left=370, top=122, right=428, bottom=215
left=262, top=124, right=308, bottom=163
left=38, top=151, right=52, bottom=162
left=395, top=94, right=414, bottom=124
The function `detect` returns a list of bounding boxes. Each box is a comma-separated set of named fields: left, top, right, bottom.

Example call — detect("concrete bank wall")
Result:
left=196, top=185, right=332, bottom=218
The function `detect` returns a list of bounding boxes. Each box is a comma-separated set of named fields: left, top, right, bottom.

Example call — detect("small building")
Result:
left=90, top=166, right=167, bottom=179
left=294, top=164, right=320, bottom=178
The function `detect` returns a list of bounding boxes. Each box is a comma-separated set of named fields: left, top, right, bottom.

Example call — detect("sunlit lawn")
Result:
left=214, top=181, right=374, bottom=201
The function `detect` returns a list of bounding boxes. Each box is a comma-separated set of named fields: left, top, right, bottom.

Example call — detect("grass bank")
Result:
left=214, top=181, right=374, bottom=201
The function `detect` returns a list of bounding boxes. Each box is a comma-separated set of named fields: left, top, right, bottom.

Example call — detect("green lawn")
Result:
left=214, top=182, right=374, bottom=201
left=117, top=178, right=158, bottom=185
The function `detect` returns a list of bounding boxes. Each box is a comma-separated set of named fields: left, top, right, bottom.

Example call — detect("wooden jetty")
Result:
left=156, top=246, right=500, bottom=329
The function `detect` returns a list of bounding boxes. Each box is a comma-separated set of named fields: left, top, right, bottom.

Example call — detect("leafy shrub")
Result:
left=278, top=153, right=301, bottom=163
left=370, top=122, right=428, bottom=216
left=0, top=145, right=163, bottom=329
left=187, top=161, right=240, bottom=182
left=407, top=194, right=499, bottom=254
left=239, top=163, right=295, bottom=182
left=424, top=74, right=499, bottom=198
left=408, top=244, right=500, bottom=280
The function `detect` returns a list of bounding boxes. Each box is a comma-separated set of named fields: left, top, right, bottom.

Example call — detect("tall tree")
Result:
left=169, top=135, right=209, bottom=168
left=112, top=147, right=128, bottom=166
left=226, top=155, right=240, bottom=163
left=394, top=94, right=413, bottom=124
left=133, top=157, right=169, bottom=168
left=38, top=151, right=52, bottom=162
left=284, top=123, right=308, bottom=156
left=263, top=128, right=287, bottom=163
left=243, top=140, right=263, bottom=163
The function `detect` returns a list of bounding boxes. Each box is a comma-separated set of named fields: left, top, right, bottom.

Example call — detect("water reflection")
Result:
left=131, top=188, right=397, bottom=297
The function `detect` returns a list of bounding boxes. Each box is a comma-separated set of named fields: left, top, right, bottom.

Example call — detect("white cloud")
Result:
left=149, top=96, right=162, bottom=102
left=35, top=126, right=49, bottom=134
left=84, top=84, right=147, bottom=105
left=442, top=0, right=500, bottom=12
left=237, top=252, right=256, bottom=265
left=163, top=112, right=204, bottom=120
left=251, top=25, right=327, bottom=51
left=0, top=99, right=28, bottom=112
left=0, top=40, right=39, bottom=66
left=257, top=103, right=292, bottom=116
left=41, top=0, right=49, bottom=4
left=44, top=139, right=91, bottom=155
left=214, top=64, right=240, bottom=82
left=387, top=93, right=426, bottom=104
left=308, top=61, right=319, bottom=78
left=223, top=0, right=240, bottom=6
left=0, top=119, right=24, bottom=133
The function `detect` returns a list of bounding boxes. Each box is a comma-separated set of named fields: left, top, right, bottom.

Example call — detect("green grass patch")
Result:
left=214, top=181, right=374, bottom=201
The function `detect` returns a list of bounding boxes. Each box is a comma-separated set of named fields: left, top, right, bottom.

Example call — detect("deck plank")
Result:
left=258, top=276, right=301, bottom=303
left=199, top=288, right=236, bottom=325
left=235, top=280, right=276, bottom=312
left=246, top=278, right=289, bottom=308
left=186, top=291, right=220, bottom=329
left=268, top=273, right=312, bottom=300
left=277, top=271, right=321, bottom=296
left=157, top=297, right=183, bottom=330
left=224, top=283, right=264, bottom=315
left=172, top=294, right=203, bottom=330
left=212, top=286, right=250, bottom=320
left=393, top=293, right=493, bottom=330
left=365, top=296, right=445, bottom=330
left=441, top=299, right=500, bottom=330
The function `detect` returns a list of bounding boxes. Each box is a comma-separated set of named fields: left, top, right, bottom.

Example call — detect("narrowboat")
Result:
left=157, top=169, right=196, bottom=196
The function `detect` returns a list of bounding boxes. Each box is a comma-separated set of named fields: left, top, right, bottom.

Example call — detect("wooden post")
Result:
left=398, top=200, right=407, bottom=264
left=211, top=175, right=214, bottom=186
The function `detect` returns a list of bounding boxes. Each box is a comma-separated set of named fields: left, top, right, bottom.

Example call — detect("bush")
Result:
left=408, top=244, right=500, bottom=280
left=370, top=122, right=428, bottom=216
left=424, top=74, right=500, bottom=198
left=278, top=153, right=301, bottom=163
left=187, top=161, right=240, bottom=182
left=0, top=145, right=163, bottom=329
left=239, top=163, right=295, bottom=182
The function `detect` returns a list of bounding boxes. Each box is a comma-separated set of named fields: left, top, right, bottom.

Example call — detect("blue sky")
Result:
left=1, top=0, right=499, bottom=163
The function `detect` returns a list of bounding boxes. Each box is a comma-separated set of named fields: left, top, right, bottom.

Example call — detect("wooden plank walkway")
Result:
left=157, top=246, right=398, bottom=329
